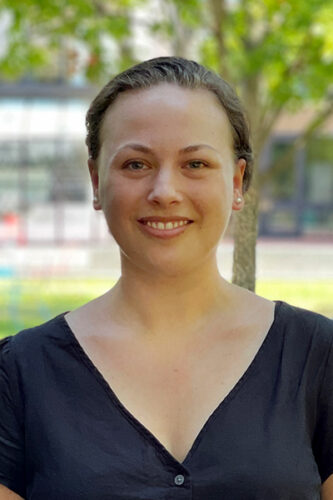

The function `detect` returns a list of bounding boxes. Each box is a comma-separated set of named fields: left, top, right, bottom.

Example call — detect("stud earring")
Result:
left=235, top=196, right=242, bottom=204
left=93, top=194, right=98, bottom=202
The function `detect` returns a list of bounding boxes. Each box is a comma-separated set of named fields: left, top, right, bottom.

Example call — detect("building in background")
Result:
left=259, top=109, right=333, bottom=238
left=0, top=81, right=110, bottom=245
left=0, top=83, right=332, bottom=245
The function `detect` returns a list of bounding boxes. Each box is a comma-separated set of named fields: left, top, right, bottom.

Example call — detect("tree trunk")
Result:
left=232, top=172, right=259, bottom=291
left=232, top=71, right=267, bottom=292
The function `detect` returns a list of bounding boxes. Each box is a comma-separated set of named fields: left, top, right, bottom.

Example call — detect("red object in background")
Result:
left=1, top=212, right=27, bottom=245
left=3, top=212, right=19, bottom=225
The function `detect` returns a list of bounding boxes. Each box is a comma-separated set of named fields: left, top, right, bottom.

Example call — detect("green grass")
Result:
left=0, top=278, right=114, bottom=337
left=256, top=280, right=333, bottom=318
left=1, top=278, right=332, bottom=338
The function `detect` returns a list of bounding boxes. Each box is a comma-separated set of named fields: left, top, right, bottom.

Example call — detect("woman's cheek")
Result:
left=100, top=175, right=121, bottom=208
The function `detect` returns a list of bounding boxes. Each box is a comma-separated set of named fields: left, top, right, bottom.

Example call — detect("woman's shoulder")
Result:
left=231, top=286, right=332, bottom=341
left=275, top=300, right=333, bottom=340
left=1, top=312, right=70, bottom=361
left=237, top=288, right=333, bottom=356
left=271, top=301, right=333, bottom=374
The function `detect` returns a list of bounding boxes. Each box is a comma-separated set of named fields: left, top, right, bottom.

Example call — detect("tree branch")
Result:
left=165, top=1, right=194, bottom=58
left=207, top=0, right=230, bottom=79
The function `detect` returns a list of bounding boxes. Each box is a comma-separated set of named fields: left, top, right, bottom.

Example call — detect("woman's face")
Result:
left=89, top=83, right=245, bottom=276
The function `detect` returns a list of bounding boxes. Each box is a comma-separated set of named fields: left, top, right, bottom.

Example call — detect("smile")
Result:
left=144, top=220, right=190, bottom=230
left=138, top=218, right=193, bottom=239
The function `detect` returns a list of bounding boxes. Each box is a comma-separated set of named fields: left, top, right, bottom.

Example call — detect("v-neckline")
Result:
left=59, top=300, right=283, bottom=467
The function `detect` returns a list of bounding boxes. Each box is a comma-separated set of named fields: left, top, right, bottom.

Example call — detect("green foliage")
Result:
left=170, top=0, right=203, bottom=28
left=0, top=0, right=144, bottom=82
left=1, top=0, right=332, bottom=114
left=175, top=0, right=333, bottom=119
left=199, top=37, right=220, bottom=73
left=229, top=1, right=332, bottom=107
left=149, top=20, right=173, bottom=37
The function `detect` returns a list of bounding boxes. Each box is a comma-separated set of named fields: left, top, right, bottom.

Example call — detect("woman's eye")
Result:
left=187, top=161, right=207, bottom=170
left=124, top=161, right=147, bottom=171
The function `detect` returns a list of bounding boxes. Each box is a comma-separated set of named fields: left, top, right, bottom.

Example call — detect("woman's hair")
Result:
left=86, top=56, right=253, bottom=192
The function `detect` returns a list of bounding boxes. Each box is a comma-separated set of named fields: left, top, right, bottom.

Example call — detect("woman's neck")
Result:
left=107, top=256, right=235, bottom=341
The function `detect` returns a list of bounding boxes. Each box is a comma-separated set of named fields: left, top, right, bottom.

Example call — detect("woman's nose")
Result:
left=147, top=167, right=183, bottom=206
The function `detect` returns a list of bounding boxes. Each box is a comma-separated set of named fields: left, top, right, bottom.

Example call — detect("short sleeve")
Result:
left=0, top=336, right=25, bottom=498
left=312, top=331, right=333, bottom=483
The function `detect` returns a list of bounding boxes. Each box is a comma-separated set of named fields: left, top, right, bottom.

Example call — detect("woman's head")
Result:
left=86, top=56, right=253, bottom=193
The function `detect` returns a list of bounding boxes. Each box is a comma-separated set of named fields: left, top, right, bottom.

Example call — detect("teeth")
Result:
left=145, top=220, right=189, bottom=230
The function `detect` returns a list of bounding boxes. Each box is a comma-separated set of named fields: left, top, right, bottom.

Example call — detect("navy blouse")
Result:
left=0, top=301, right=332, bottom=499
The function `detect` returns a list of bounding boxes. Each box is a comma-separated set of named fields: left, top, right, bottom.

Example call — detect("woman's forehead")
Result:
left=100, top=84, right=233, bottom=149
left=106, top=83, right=224, bottom=115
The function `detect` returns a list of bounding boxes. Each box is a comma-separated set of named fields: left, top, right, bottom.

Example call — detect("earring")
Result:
left=235, top=196, right=242, bottom=204
left=93, top=194, right=98, bottom=202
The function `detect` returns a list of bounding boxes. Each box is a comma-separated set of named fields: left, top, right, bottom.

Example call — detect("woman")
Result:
left=0, top=57, right=332, bottom=499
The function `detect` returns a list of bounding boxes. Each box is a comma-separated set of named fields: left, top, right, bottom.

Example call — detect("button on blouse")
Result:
left=174, top=474, right=185, bottom=485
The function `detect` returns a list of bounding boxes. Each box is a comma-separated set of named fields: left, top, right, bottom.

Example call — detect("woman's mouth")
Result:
left=137, top=218, right=193, bottom=239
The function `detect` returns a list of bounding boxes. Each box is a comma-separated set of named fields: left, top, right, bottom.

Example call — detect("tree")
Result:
left=1, top=0, right=332, bottom=289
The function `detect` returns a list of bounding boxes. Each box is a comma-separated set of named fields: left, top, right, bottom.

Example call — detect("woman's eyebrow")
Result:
left=113, top=143, right=219, bottom=156
left=179, top=144, right=219, bottom=154
left=108, top=143, right=152, bottom=165
left=115, top=143, right=152, bottom=154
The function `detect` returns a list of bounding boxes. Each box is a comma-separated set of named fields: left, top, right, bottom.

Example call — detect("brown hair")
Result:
left=86, top=56, right=253, bottom=192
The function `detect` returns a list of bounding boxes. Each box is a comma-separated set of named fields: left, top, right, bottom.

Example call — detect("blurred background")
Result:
left=0, top=0, right=332, bottom=336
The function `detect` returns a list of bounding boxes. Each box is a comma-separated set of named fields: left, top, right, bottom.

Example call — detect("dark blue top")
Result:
left=0, top=301, right=332, bottom=499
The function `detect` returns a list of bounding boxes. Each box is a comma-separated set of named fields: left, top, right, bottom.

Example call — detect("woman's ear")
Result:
left=232, top=158, right=246, bottom=211
left=88, top=158, right=102, bottom=211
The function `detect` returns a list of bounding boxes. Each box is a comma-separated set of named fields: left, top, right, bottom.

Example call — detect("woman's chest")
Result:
left=71, top=325, right=271, bottom=463
left=26, top=338, right=321, bottom=500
